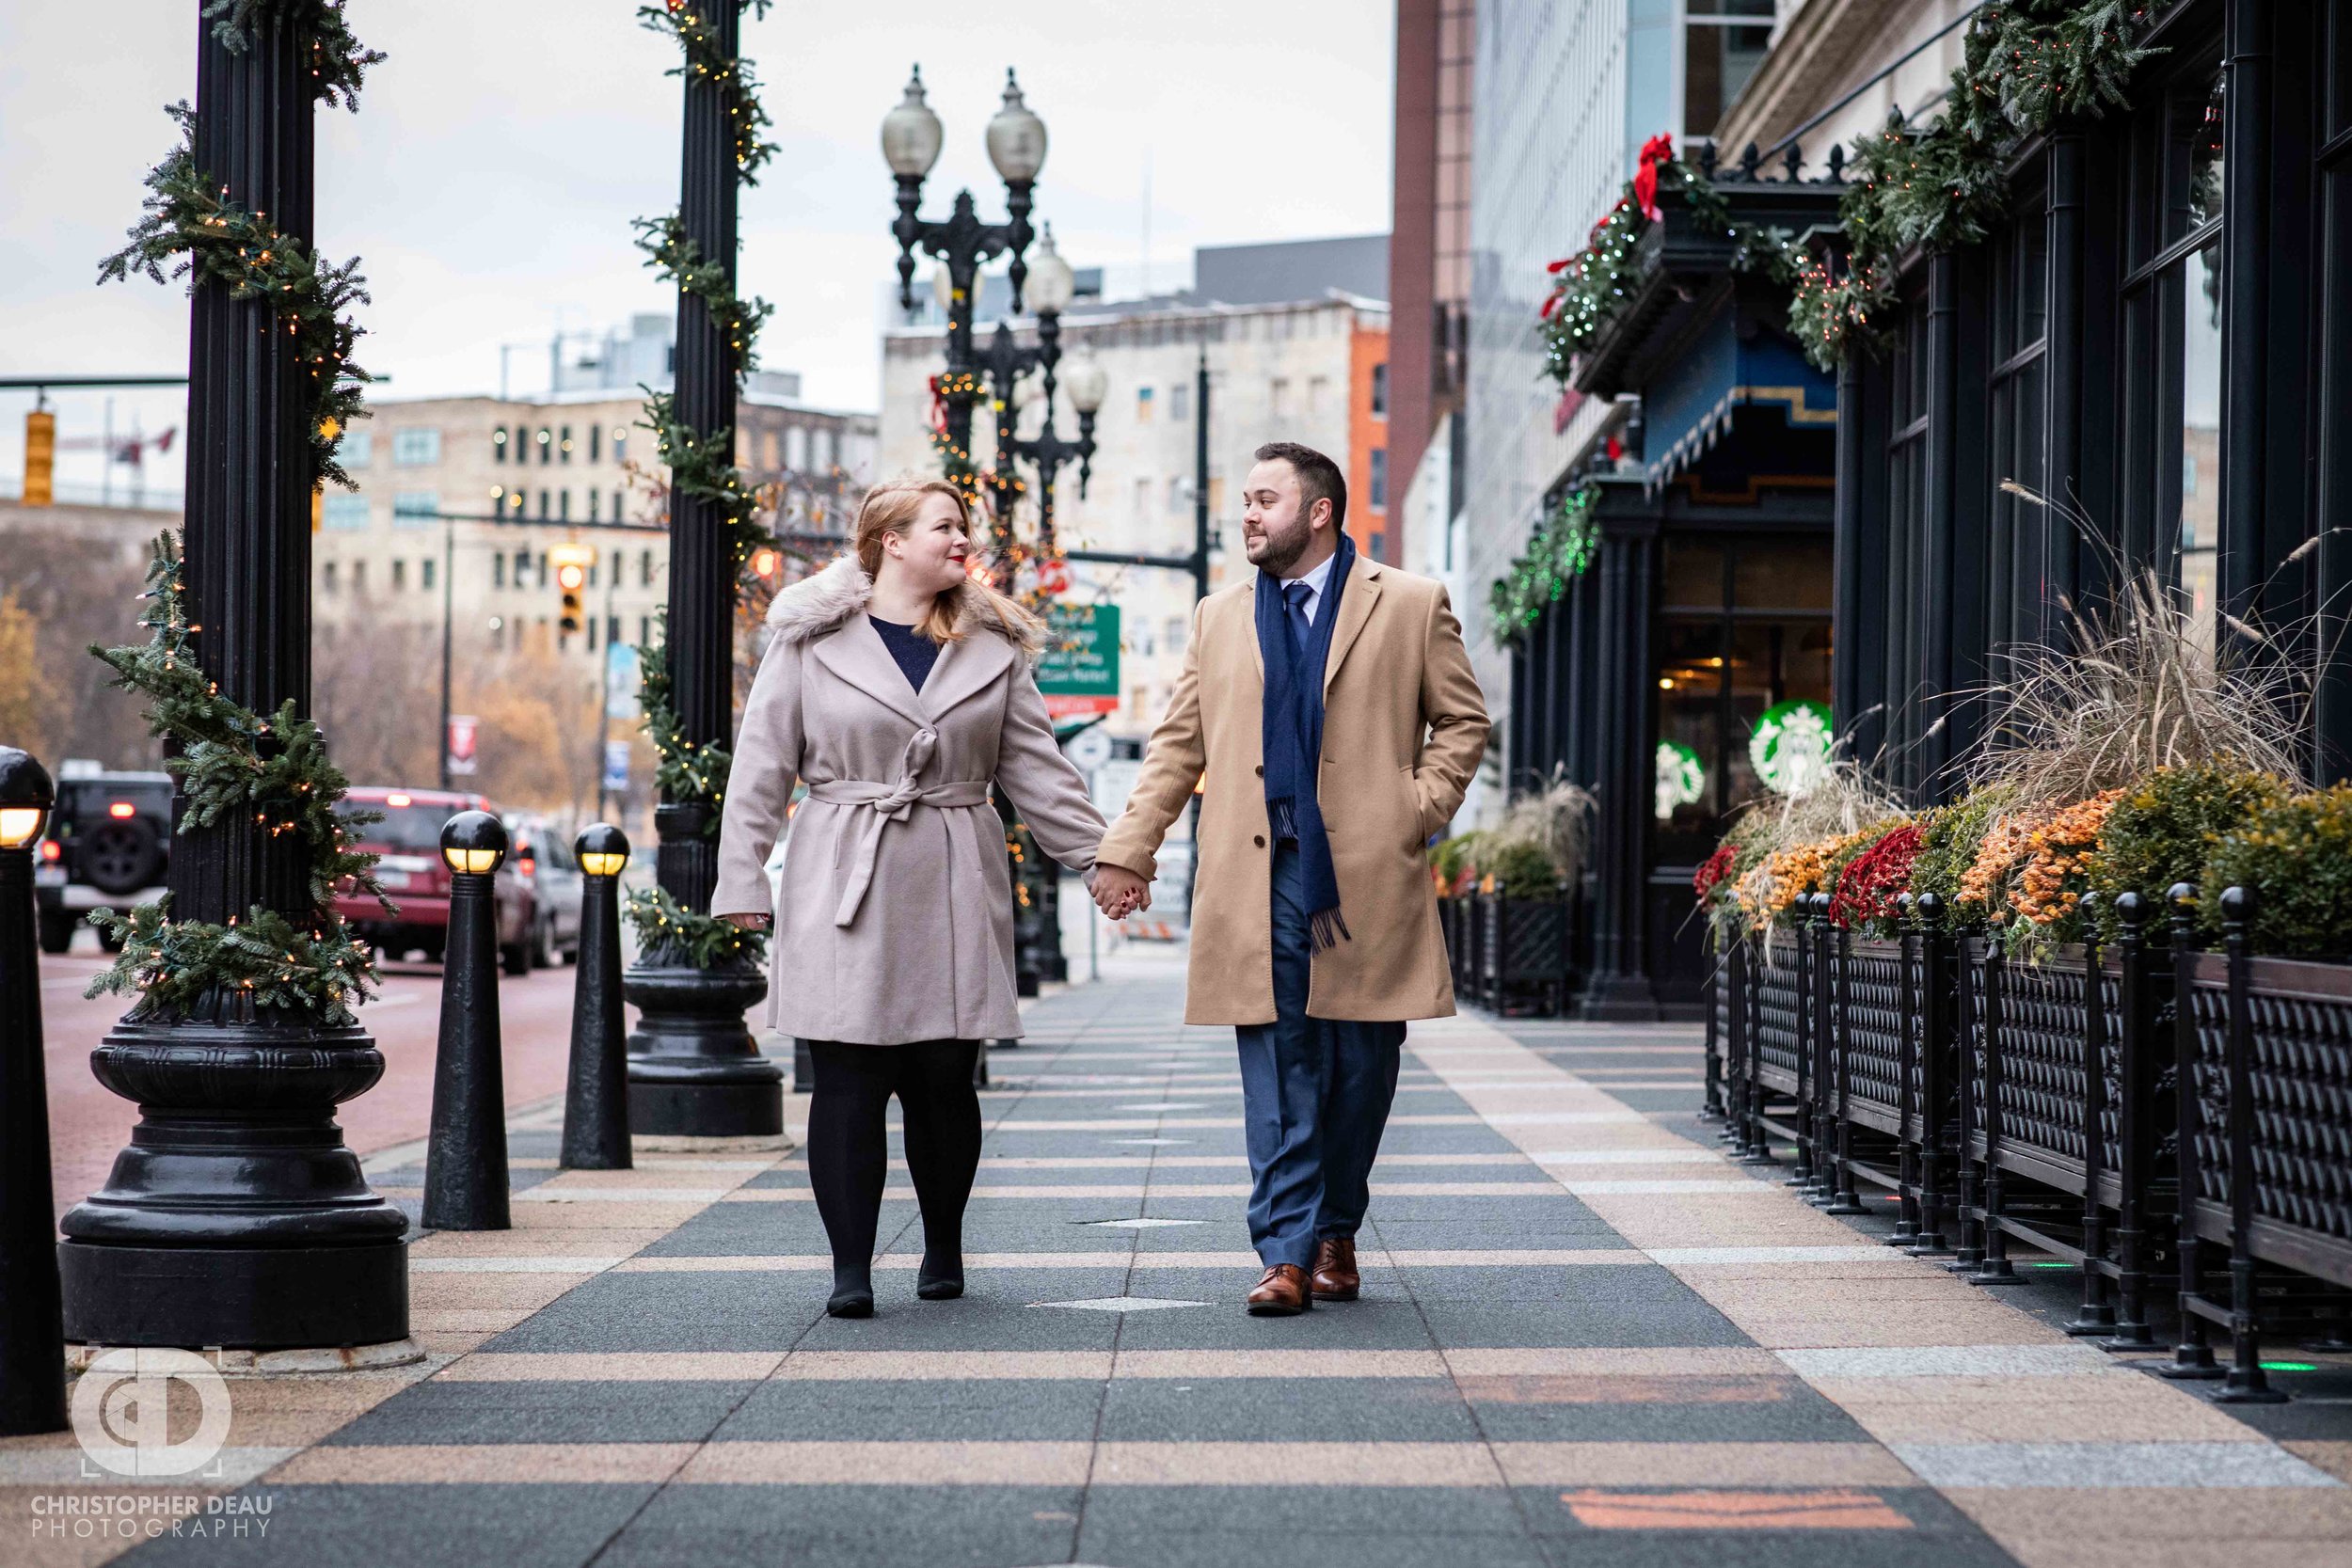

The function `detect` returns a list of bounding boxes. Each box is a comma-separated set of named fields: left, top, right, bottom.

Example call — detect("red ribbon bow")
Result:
left=1633, top=133, right=1675, bottom=223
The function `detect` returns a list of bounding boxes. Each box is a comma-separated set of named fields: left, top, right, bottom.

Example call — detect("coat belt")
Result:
left=805, top=729, right=992, bottom=927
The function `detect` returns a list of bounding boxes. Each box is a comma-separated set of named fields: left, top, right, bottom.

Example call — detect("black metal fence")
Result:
left=1440, top=879, right=1579, bottom=1016
left=1707, top=888, right=2352, bottom=1400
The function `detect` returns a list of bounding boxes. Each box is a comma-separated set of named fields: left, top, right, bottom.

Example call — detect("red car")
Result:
left=334, top=787, right=535, bottom=975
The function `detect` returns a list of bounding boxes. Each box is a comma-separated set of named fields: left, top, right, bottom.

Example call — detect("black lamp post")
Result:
left=58, top=9, right=407, bottom=1352
left=624, top=0, right=782, bottom=1141
left=424, top=812, right=511, bottom=1232
left=0, top=749, right=65, bottom=1435
left=563, top=825, right=631, bottom=1171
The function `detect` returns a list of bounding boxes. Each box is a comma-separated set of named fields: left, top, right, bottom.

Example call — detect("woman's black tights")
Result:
left=803, top=1038, right=981, bottom=1315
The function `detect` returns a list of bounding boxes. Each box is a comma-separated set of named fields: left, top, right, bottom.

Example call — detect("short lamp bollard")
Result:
left=561, top=825, right=632, bottom=1171
left=0, top=749, right=65, bottom=1435
left=424, top=812, right=512, bottom=1231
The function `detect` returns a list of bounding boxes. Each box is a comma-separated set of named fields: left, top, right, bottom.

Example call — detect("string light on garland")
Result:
left=622, top=883, right=769, bottom=969
left=1488, top=483, right=1600, bottom=649
left=635, top=0, right=780, bottom=182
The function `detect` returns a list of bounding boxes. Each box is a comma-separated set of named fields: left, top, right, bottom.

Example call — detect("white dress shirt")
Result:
left=1280, top=551, right=1340, bottom=626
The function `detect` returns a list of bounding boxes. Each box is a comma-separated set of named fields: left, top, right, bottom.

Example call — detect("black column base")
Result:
left=59, top=1240, right=408, bottom=1350
left=57, top=1010, right=409, bottom=1350
left=1579, top=971, right=1661, bottom=1022
left=624, top=955, right=781, bottom=1138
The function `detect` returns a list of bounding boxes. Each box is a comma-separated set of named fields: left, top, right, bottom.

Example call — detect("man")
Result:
left=1093, top=442, right=1490, bottom=1315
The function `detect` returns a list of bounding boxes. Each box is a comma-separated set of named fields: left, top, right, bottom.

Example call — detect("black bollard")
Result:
left=0, top=750, right=65, bottom=1435
left=561, top=825, right=632, bottom=1171
left=424, top=812, right=512, bottom=1231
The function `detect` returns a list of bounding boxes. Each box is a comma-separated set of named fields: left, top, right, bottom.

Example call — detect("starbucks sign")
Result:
left=1749, top=699, right=1833, bottom=797
left=1655, top=739, right=1705, bottom=818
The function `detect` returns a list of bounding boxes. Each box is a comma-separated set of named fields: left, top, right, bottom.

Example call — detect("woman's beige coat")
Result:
left=1096, top=554, right=1489, bottom=1026
left=711, top=556, right=1106, bottom=1045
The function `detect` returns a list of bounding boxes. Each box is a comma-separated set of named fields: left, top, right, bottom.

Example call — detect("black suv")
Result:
left=36, top=769, right=173, bottom=954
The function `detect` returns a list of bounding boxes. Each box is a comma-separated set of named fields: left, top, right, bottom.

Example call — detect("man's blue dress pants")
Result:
left=1233, top=839, right=1406, bottom=1270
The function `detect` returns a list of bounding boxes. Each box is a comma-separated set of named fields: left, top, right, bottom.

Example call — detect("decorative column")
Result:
left=1580, top=514, right=1661, bottom=1021
left=59, top=4, right=406, bottom=1351
left=626, top=0, right=782, bottom=1138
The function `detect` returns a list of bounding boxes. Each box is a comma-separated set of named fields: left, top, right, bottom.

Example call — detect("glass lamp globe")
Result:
left=1025, top=224, right=1075, bottom=317
left=1063, top=349, right=1108, bottom=416
left=881, top=66, right=945, bottom=179
left=577, top=822, right=630, bottom=879
left=985, top=69, right=1047, bottom=185
left=932, top=259, right=957, bottom=316
left=439, top=810, right=509, bottom=876
left=0, top=747, right=55, bottom=850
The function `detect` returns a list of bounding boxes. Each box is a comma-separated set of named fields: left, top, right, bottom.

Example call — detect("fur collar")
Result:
left=765, top=553, right=1045, bottom=658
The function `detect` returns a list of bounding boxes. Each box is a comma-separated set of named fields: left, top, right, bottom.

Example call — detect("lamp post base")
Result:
left=624, top=957, right=781, bottom=1138
left=57, top=1012, right=409, bottom=1351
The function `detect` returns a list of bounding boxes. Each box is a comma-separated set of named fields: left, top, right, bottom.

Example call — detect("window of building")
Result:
left=1134, top=476, right=1153, bottom=519
left=587, top=617, right=598, bottom=651
left=391, top=560, right=406, bottom=591
left=421, top=557, right=437, bottom=591
left=641, top=548, right=654, bottom=587
left=1683, top=1, right=1775, bottom=138
left=391, top=428, right=440, bottom=467
left=537, top=427, right=552, bottom=465
left=1308, top=375, right=1329, bottom=416
left=1369, top=448, right=1389, bottom=512
left=1168, top=476, right=1188, bottom=513
left=822, top=427, right=839, bottom=468
left=2121, top=60, right=2227, bottom=668
left=537, top=489, right=550, bottom=520
left=612, top=489, right=625, bottom=523
left=640, top=614, right=651, bottom=648
left=589, top=425, right=601, bottom=463
left=493, top=553, right=505, bottom=589
left=338, top=429, right=373, bottom=468
left=588, top=488, right=601, bottom=522
left=1136, top=387, right=1155, bottom=423
left=612, top=428, right=627, bottom=467
left=1270, top=378, right=1291, bottom=418
left=351, top=560, right=367, bottom=593
left=1985, top=177, right=2050, bottom=657
left=1371, top=362, right=1389, bottom=418
left=493, top=426, right=508, bottom=464
left=1170, top=384, right=1191, bottom=422
left=608, top=615, right=621, bottom=646
left=787, top=426, right=808, bottom=470
left=559, top=425, right=573, bottom=463
left=391, top=490, right=437, bottom=529
left=321, top=493, right=370, bottom=531
left=322, top=561, right=338, bottom=593
left=560, top=489, right=571, bottom=521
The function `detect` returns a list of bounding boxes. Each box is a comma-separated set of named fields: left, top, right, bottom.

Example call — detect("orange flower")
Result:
left=2010, top=788, right=2125, bottom=927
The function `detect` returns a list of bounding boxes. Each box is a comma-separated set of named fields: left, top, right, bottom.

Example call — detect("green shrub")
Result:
left=2201, top=785, right=2352, bottom=958
left=1909, top=788, right=2007, bottom=927
left=1482, top=840, right=1561, bottom=894
left=2088, top=765, right=2288, bottom=940
left=1429, top=832, right=1482, bottom=882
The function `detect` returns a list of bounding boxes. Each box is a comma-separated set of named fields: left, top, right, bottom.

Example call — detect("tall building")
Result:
left=1390, top=0, right=1476, bottom=575
left=879, top=240, right=1390, bottom=743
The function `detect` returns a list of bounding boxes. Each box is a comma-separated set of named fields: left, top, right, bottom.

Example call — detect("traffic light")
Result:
left=549, top=543, right=596, bottom=635
left=22, top=407, right=54, bottom=506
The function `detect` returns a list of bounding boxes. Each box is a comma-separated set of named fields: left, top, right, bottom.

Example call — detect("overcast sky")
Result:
left=0, top=0, right=1394, bottom=499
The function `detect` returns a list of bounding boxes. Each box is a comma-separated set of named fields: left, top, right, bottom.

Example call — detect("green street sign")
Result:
left=1037, top=602, right=1120, bottom=717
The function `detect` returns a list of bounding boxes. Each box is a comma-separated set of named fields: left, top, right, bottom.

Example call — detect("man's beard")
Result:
left=1248, top=517, right=1312, bottom=575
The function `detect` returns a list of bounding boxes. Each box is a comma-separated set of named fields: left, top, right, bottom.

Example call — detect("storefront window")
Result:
left=1654, top=536, right=1834, bottom=866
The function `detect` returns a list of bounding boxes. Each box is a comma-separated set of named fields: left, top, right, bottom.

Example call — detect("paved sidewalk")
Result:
left=7, top=962, right=2350, bottom=1567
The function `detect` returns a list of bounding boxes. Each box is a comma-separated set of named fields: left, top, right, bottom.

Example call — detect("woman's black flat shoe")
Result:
left=826, top=1288, right=874, bottom=1319
left=915, top=1275, right=963, bottom=1301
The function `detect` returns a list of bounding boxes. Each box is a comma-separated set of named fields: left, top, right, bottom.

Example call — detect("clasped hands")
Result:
left=1090, top=863, right=1152, bottom=922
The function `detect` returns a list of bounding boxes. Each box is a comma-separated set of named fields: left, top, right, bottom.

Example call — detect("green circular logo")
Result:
left=1655, top=739, right=1705, bottom=818
left=1749, top=699, right=1834, bottom=797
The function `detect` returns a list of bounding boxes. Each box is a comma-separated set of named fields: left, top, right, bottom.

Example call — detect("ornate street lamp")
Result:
left=885, top=65, right=1049, bottom=459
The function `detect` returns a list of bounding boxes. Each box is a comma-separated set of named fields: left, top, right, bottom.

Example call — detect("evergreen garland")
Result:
left=632, top=627, right=733, bottom=832
left=85, top=536, right=389, bottom=1025
left=627, top=0, right=780, bottom=968
left=634, top=212, right=775, bottom=375
left=635, top=0, right=781, bottom=183
left=203, top=0, right=382, bottom=111
left=1488, top=485, right=1600, bottom=650
left=623, top=884, right=769, bottom=968
left=98, top=104, right=373, bottom=488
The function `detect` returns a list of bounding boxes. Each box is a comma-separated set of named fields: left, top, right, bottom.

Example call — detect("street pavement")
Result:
left=6, top=944, right=2350, bottom=1566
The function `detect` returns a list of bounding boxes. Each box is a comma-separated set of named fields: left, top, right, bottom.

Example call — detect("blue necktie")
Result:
left=1282, top=579, right=1312, bottom=657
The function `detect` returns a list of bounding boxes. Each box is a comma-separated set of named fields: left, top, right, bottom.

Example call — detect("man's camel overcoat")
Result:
left=1096, top=554, right=1490, bottom=1026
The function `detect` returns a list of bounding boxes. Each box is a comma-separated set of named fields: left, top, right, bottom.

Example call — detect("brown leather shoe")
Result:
left=1245, top=1263, right=1312, bottom=1316
left=1311, top=1237, right=1359, bottom=1301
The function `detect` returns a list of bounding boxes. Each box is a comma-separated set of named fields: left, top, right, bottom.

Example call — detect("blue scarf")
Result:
left=1255, top=531, right=1355, bottom=952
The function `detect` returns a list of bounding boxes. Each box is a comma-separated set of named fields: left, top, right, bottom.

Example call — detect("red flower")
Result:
left=1828, top=823, right=1924, bottom=929
left=1692, top=843, right=1737, bottom=900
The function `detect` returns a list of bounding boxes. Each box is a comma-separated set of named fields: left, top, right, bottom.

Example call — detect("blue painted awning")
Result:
left=1641, top=312, right=1837, bottom=495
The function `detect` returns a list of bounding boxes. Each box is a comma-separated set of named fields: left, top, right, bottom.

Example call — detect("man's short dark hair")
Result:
left=1254, top=441, right=1347, bottom=531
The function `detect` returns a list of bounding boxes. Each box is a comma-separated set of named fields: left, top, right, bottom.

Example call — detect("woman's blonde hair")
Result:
left=852, top=476, right=1041, bottom=645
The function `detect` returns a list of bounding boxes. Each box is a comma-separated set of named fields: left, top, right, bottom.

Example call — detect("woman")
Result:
left=711, top=477, right=1130, bottom=1318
